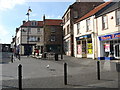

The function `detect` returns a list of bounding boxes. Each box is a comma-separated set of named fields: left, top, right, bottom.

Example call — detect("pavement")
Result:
left=0, top=55, right=120, bottom=89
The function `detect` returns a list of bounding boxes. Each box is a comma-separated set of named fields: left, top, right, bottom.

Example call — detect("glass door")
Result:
left=82, top=40, right=87, bottom=58
left=114, top=44, right=120, bottom=59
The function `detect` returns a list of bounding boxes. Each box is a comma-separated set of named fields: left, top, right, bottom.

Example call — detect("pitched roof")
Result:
left=21, top=21, right=43, bottom=27
left=76, top=1, right=111, bottom=23
left=44, top=19, right=62, bottom=26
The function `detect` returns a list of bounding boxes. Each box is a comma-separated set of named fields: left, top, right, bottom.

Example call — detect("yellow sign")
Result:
left=87, top=43, right=93, bottom=54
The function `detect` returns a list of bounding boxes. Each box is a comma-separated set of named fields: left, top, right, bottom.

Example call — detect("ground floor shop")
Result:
left=64, top=35, right=74, bottom=56
left=20, top=44, right=36, bottom=55
left=98, top=32, right=120, bottom=60
left=75, top=34, right=95, bottom=59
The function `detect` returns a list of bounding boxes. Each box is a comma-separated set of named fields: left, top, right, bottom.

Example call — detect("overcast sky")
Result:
left=0, top=0, right=110, bottom=44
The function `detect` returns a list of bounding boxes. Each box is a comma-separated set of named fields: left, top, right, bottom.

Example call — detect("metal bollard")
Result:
left=18, top=54, right=20, bottom=60
left=11, top=54, right=13, bottom=63
left=97, top=61, right=100, bottom=80
left=64, top=63, right=67, bottom=85
left=18, top=64, right=22, bottom=90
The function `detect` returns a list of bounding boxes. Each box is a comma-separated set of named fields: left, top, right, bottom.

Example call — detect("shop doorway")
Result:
left=114, top=44, right=120, bottom=59
left=82, top=40, right=87, bottom=58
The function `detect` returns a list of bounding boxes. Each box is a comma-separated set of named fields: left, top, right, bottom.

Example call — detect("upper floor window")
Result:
left=28, top=28, right=31, bottom=34
left=67, top=25, right=70, bottom=34
left=63, top=28, right=65, bottom=36
left=86, top=18, right=91, bottom=31
left=77, top=22, right=80, bottom=34
left=73, top=11, right=78, bottom=18
left=66, top=12, right=70, bottom=21
left=102, top=15, right=108, bottom=29
left=51, top=27, right=55, bottom=33
left=116, top=9, right=120, bottom=25
left=37, top=28, right=40, bottom=33
left=50, top=35, right=55, bottom=42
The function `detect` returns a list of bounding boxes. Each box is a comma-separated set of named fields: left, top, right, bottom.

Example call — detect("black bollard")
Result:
left=11, top=54, right=13, bottom=63
left=97, top=61, right=100, bottom=80
left=18, top=54, right=20, bottom=60
left=18, top=64, right=22, bottom=90
left=64, top=63, right=67, bottom=85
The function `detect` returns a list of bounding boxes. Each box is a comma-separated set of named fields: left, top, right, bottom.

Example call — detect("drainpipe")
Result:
left=93, top=16, right=95, bottom=59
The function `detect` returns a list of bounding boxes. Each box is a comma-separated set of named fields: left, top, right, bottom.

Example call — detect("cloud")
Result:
left=0, top=0, right=26, bottom=11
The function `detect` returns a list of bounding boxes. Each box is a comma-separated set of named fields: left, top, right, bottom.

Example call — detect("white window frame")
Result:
left=77, top=22, right=80, bottom=34
left=116, top=9, right=120, bottom=25
left=102, top=15, right=108, bottom=29
left=86, top=18, right=91, bottom=31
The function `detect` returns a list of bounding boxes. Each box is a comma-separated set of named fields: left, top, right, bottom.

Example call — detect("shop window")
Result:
left=77, top=41, right=82, bottom=54
left=102, top=15, right=108, bottom=29
left=116, top=9, right=120, bottom=25
left=87, top=39, right=93, bottom=54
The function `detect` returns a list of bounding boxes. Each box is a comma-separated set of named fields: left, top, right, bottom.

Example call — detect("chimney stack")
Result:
left=23, top=21, right=26, bottom=25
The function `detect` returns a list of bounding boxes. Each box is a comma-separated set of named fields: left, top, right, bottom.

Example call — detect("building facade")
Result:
left=62, top=1, right=104, bottom=56
left=97, top=2, right=120, bottom=60
left=74, top=1, right=112, bottom=59
left=43, top=16, right=63, bottom=54
left=16, top=21, right=44, bottom=55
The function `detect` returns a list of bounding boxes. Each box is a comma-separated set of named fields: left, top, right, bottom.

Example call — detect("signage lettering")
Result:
left=99, top=33, right=120, bottom=41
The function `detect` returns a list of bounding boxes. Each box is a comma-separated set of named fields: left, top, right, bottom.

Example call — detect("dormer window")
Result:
left=31, top=21, right=37, bottom=26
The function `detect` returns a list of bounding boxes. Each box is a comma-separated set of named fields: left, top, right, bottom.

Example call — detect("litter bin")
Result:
left=55, top=53, right=58, bottom=61
left=43, top=53, right=47, bottom=58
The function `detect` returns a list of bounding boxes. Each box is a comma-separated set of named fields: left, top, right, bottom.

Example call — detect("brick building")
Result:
left=62, top=0, right=104, bottom=56
left=43, top=16, right=63, bottom=54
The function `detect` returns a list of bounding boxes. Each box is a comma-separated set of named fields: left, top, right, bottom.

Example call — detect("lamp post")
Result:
left=26, top=7, right=32, bottom=56
left=60, top=22, right=64, bottom=59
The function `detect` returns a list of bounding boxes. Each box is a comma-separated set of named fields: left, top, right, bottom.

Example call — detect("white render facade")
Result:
left=16, top=21, right=44, bottom=55
left=74, top=16, right=98, bottom=59
left=97, top=8, right=120, bottom=60
left=74, top=2, right=120, bottom=60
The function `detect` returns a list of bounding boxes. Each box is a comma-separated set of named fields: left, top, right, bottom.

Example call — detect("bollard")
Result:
left=11, top=54, right=13, bottom=63
left=18, top=54, right=20, bottom=60
left=18, top=64, right=22, bottom=90
left=64, top=63, right=67, bottom=85
left=97, top=61, right=100, bottom=80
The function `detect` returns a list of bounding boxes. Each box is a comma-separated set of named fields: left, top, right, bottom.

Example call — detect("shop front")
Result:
left=76, top=34, right=93, bottom=58
left=98, top=32, right=120, bottom=60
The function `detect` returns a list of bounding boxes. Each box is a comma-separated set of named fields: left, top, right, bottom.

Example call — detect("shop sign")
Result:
left=76, top=34, right=91, bottom=40
left=104, top=44, right=110, bottom=52
left=99, top=33, right=120, bottom=41
left=77, top=45, right=82, bottom=54
left=87, top=43, right=93, bottom=54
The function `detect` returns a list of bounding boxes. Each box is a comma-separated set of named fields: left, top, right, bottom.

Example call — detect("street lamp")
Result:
left=26, top=7, right=32, bottom=56
left=60, top=22, right=64, bottom=59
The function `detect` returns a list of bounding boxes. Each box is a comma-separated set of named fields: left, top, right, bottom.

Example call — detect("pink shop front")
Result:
left=98, top=32, right=120, bottom=60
